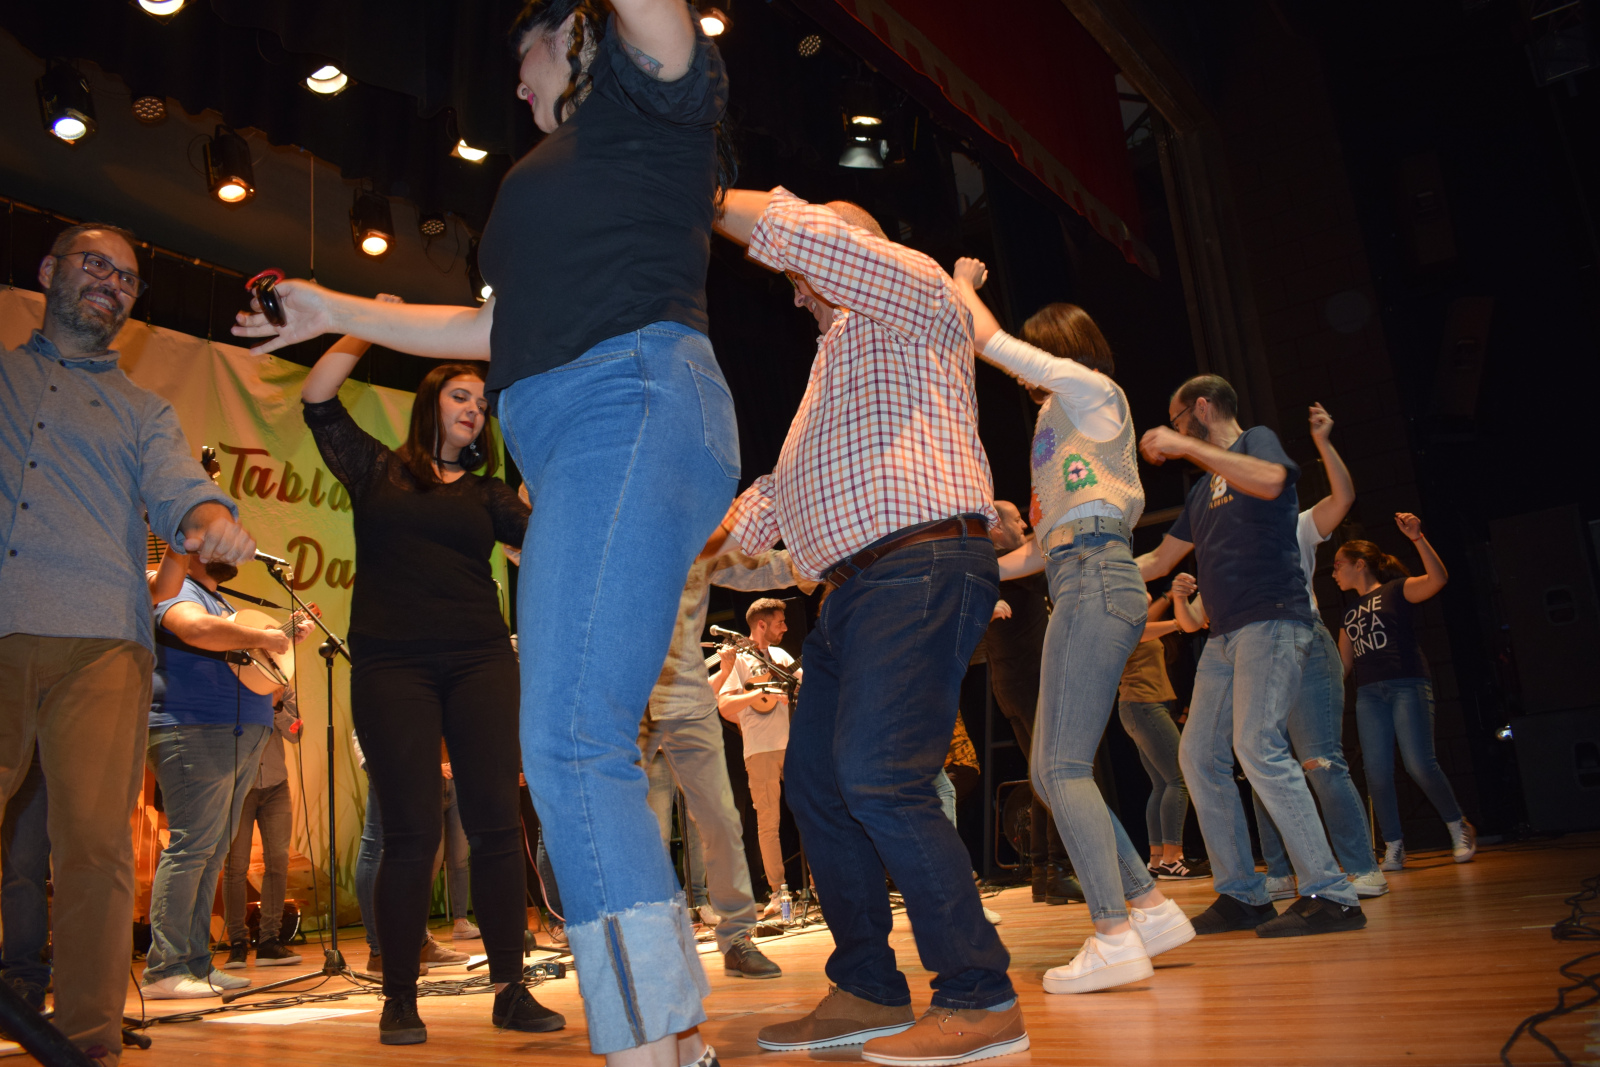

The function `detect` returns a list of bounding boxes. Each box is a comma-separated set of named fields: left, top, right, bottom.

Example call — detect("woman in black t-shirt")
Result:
left=1333, top=512, right=1474, bottom=871
left=300, top=317, right=560, bottom=1043
left=238, top=4, right=738, bottom=1062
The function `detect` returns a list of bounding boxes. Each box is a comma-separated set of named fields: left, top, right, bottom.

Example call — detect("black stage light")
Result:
left=798, top=33, right=822, bottom=57
left=37, top=62, right=96, bottom=144
left=204, top=125, right=254, bottom=203
left=137, top=0, right=186, bottom=15
left=419, top=212, right=446, bottom=238
left=131, top=95, right=167, bottom=124
left=305, top=64, right=349, bottom=96
left=351, top=191, right=394, bottom=257
left=698, top=4, right=730, bottom=36
left=451, top=139, right=488, bottom=162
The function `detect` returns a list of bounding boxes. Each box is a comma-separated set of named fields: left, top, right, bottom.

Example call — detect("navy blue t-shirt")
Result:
left=150, top=578, right=274, bottom=728
left=1169, top=426, right=1314, bottom=636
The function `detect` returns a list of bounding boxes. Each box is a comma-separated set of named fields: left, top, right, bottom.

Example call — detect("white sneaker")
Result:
left=1350, top=870, right=1390, bottom=897
left=140, top=975, right=219, bottom=999
left=453, top=917, right=482, bottom=940
left=1450, top=819, right=1478, bottom=864
left=1265, top=875, right=1297, bottom=901
left=982, top=906, right=1003, bottom=925
left=205, top=968, right=250, bottom=991
left=1128, top=898, right=1194, bottom=958
left=1043, top=932, right=1153, bottom=994
left=1380, top=841, right=1405, bottom=872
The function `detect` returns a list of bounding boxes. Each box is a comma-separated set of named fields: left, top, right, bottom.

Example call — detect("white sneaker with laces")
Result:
left=1350, top=870, right=1390, bottom=897
left=141, top=975, right=219, bottom=999
left=982, top=906, right=1003, bottom=925
left=1450, top=819, right=1477, bottom=863
left=1265, top=875, right=1297, bottom=901
left=1043, top=931, right=1153, bottom=994
left=1380, top=841, right=1405, bottom=872
left=1128, top=898, right=1194, bottom=958
left=206, top=968, right=250, bottom=991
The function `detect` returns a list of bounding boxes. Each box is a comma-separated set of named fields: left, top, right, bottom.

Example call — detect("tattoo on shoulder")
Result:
left=625, top=42, right=665, bottom=79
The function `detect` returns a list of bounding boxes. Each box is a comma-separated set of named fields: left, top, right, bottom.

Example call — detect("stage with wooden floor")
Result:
left=108, top=836, right=1598, bottom=1067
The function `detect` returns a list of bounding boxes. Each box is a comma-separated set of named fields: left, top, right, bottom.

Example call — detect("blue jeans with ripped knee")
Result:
left=497, top=323, right=738, bottom=1054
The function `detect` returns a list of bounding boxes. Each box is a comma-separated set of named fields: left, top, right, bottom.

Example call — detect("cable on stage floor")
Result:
left=1500, top=872, right=1600, bottom=1066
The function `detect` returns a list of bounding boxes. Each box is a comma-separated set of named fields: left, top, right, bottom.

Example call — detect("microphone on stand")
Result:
left=709, top=625, right=743, bottom=640
left=255, top=549, right=291, bottom=567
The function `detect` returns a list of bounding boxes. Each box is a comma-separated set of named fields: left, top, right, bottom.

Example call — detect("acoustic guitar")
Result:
left=231, top=604, right=319, bottom=695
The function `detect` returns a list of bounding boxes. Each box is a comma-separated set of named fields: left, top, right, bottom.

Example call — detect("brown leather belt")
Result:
left=820, top=515, right=989, bottom=598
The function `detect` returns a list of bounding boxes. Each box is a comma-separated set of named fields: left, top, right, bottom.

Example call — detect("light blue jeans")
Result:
left=1032, top=534, right=1155, bottom=922
left=498, top=323, right=738, bottom=1055
left=144, top=723, right=270, bottom=983
left=1117, top=701, right=1189, bottom=848
left=1355, top=677, right=1462, bottom=843
left=1182, top=620, right=1356, bottom=906
left=933, top=769, right=958, bottom=828
left=1255, top=623, right=1379, bottom=878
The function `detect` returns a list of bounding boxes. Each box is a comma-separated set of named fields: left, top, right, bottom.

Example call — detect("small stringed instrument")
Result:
left=231, top=604, right=320, bottom=695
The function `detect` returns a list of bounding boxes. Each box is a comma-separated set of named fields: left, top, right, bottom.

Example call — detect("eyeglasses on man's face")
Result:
left=1168, top=402, right=1195, bottom=431
left=57, top=251, right=148, bottom=298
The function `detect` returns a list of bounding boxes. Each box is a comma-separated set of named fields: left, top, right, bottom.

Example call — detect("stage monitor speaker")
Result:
left=1511, top=708, right=1600, bottom=833
left=1489, top=505, right=1600, bottom=714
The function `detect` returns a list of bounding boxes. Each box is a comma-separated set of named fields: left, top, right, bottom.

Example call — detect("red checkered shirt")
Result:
left=727, top=188, right=997, bottom=580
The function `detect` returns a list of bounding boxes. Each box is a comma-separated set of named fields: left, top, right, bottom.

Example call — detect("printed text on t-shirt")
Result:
left=1344, top=594, right=1388, bottom=655
left=1208, top=473, right=1234, bottom=510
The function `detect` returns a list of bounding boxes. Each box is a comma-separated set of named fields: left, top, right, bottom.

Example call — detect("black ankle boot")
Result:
left=1031, top=864, right=1048, bottom=903
left=379, top=994, right=426, bottom=1045
left=492, top=982, right=565, bottom=1032
left=1045, top=863, right=1085, bottom=905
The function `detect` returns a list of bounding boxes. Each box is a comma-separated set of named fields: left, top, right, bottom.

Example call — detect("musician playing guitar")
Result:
left=140, top=551, right=313, bottom=1000
left=717, top=599, right=802, bottom=915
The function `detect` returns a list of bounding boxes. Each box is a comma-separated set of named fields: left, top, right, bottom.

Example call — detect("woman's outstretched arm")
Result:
left=234, top=281, right=492, bottom=360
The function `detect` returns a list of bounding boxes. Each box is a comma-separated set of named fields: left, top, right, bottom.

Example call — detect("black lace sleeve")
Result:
left=302, top=397, right=389, bottom=504
left=483, top=476, right=531, bottom=547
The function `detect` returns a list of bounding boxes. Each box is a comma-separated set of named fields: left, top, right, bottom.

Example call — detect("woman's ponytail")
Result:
left=1336, top=539, right=1411, bottom=582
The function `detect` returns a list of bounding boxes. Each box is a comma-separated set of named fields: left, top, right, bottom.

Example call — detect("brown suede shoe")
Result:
left=756, top=986, right=915, bottom=1051
left=861, top=1002, right=1028, bottom=1065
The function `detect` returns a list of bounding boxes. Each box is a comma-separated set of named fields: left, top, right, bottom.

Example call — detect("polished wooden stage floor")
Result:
left=117, top=836, right=1599, bottom=1067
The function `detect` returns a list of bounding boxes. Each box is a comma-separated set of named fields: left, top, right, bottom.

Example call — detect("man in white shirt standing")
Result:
left=717, top=599, right=799, bottom=916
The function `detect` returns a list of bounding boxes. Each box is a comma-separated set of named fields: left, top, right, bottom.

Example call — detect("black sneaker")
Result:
left=254, top=938, right=301, bottom=967
left=1156, top=858, right=1212, bottom=880
left=379, top=995, right=427, bottom=1045
left=1191, top=894, right=1278, bottom=935
left=1255, top=896, right=1366, bottom=938
left=724, top=934, right=782, bottom=979
left=223, top=940, right=249, bottom=969
left=1045, top=864, right=1085, bottom=905
left=491, top=982, right=565, bottom=1032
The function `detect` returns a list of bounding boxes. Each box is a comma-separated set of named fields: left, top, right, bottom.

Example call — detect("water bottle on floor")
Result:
left=779, top=883, right=792, bottom=925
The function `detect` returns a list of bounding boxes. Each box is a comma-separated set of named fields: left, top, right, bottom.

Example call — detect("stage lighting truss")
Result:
left=137, top=0, right=186, bottom=16
left=204, top=125, right=255, bottom=203
left=350, top=190, right=394, bottom=257
left=305, top=64, right=350, bottom=96
left=37, top=62, right=97, bottom=145
left=698, top=4, right=730, bottom=36
left=452, top=139, right=488, bottom=162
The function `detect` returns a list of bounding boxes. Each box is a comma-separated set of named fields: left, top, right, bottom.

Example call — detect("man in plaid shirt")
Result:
left=713, top=188, right=1026, bottom=1067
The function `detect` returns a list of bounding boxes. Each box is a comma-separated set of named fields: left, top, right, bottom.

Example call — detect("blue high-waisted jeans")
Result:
left=1355, top=677, right=1461, bottom=844
left=497, top=323, right=738, bottom=1055
left=1255, top=622, right=1378, bottom=878
left=1033, top=533, right=1155, bottom=921
left=1117, top=700, right=1189, bottom=849
left=785, top=524, right=1013, bottom=1010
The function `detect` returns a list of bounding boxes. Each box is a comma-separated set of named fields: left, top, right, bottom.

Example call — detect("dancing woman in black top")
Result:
left=301, top=316, right=561, bottom=1043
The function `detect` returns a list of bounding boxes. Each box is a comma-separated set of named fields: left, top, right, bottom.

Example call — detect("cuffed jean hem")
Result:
left=565, top=893, right=710, bottom=1055
left=930, top=988, right=1023, bottom=1011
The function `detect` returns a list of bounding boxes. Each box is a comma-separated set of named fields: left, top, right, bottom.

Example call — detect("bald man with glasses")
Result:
left=0, top=223, right=257, bottom=1064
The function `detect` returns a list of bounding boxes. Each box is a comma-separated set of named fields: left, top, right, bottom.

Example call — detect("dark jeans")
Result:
left=350, top=635, right=526, bottom=995
left=223, top=780, right=293, bottom=942
left=355, top=771, right=383, bottom=953
left=786, top=525, right=1013, bottom=1010
left=1, top=749, right=50, bottom=989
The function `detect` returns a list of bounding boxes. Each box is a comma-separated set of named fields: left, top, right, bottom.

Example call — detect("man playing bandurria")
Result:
left=713, top=188, right=1025, bottom=1066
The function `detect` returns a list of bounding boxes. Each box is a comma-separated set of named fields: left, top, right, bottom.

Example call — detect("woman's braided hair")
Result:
left=511, top=0, right=737, bottom=208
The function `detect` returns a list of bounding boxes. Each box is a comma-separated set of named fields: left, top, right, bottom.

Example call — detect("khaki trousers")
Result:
left=0, top=635, right=153, bottom=1065
left=743, top=748, right=787, bottom=897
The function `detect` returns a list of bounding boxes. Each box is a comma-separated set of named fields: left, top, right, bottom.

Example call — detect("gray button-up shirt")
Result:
left=0, top=330, right=237, bottom=652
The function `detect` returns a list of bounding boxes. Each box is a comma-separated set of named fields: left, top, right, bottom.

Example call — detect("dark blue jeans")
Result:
left=786, top=524, right=1012, bottom=1010
left=1, top=749, right=51, bottom=989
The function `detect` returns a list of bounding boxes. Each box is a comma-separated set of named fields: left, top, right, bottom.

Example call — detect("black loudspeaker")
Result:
left=1511, top=708, right=1600, bottom=833
left=1489, top=505, right=1600, bottom=714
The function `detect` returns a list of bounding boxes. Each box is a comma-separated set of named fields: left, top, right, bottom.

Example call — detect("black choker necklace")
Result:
left=437, top=457, right=464, bottom=469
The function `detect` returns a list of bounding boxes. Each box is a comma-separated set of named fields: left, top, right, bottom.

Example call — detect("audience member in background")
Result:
left=955, top=260, right=1194, bottom=996
left=439, top=752, right=477, bottom=941
left=932, top=717, right=1003, bottom=926
left=1116, top=593, right=1200, bottom=879
left=1334, top=513, right=1472, bottom=869
left=1139, top=373, right=1364, bottom=939
left=1, top=748, right=50, bottom=1013
left=222, top=689, right=305, bottom=969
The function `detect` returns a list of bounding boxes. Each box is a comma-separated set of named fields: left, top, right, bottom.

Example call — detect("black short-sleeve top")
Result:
left=479, top=16, right=729, bottom=398
left=302, top=397, right=529, bottom=643
left=1343, top=577, right=1430, bottom=688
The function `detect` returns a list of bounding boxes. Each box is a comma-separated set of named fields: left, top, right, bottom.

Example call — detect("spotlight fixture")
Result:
left=467, top=238, right=491, bottom=303
left=37, top=62, right=96, bottom=144
left=838, top=139, right=886, bottom=170
left=452, top=139, right=488, bottom=163
left=203, top=125, right=254, bottom=203
left=418, top=212, right=446, bottom=238
left=797, top=33, right=822, bottom=57
left=305, top=64, right=349, bottom=96
left=843, top=81, right=883, bottom=129
left=130, top=95, right=167, bottom=125
left=137, top=0, right=185, bottom=15
left=698, top=5, right=730, bottom=36
left=350, top=191, right=394, bottom=257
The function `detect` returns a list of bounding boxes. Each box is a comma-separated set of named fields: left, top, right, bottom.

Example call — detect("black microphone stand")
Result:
left=222, top=561, right=363, bottom=1003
